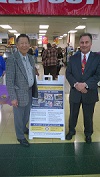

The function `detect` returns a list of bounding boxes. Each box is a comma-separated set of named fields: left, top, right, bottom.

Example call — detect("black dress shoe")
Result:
left=17, top=138, right=30, bottom=147
left=85, top=136, right=91, bottom=144
left=24, top=128, right=29, bottom=135
left=66, top=132, right=75, bottom=140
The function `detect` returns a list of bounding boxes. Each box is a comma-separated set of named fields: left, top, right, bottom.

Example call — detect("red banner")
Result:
left=0, top=0, right=99, bottom=16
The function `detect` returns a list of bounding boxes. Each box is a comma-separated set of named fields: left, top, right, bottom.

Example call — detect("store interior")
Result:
left=0, top=16, right=100, bottom=61
left=0, top=15, right=100, bottom=177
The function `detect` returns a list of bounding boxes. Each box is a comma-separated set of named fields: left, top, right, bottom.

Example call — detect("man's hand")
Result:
left=11, top=99, right=18, bottom=107
left=35, top=67, right=39, bottom=76
left=75, top=82, right=88, bottom=93
left=80, top=88, right=87, bottom=93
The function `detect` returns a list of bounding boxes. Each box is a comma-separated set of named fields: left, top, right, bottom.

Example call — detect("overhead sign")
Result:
left=27, top=33, right=38, bottom=39
left=8, top=36, right=15, bottom=45
left=42, top=36, right=48, bottom=44
left=53, top=36, right=59, bottom=45
left=0, top=0, right=99, bottom=16
left=92, top=34, right=99, bottom=40
left=0, top=33, right=8, bottom=39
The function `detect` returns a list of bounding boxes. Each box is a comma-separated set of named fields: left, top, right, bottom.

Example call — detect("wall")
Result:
left=75, top=36, right=80, bottom=49
left=86, top=23, right=100, bottom=52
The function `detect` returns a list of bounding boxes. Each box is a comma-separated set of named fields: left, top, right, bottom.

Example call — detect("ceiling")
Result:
left=0, top=16, right=100, bottom=40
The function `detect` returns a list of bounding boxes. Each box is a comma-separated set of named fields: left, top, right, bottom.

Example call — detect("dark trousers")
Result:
left=44, top=65, right=57, bottom=80
left=68, top=102, right=95, bottom=136
left=56, top=65, right=61, bottom=75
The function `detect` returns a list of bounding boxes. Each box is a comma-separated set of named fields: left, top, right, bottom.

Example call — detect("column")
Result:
left=69, top=33, right=75, bottom=49
left=86, top=23, right=100, bottom=52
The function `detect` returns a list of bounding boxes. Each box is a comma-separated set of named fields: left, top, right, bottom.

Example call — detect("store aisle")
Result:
left=0, top=63, right=100, bottom=177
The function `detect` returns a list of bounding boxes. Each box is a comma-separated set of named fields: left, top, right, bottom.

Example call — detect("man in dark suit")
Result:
left=6, top=34, right=38, bottom=147
left=66, top=33, right=100, bottom=143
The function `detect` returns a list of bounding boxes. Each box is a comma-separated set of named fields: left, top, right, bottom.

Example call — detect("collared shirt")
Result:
left=19, top=51, right=34, bottom=87
left=81, top=51, right=90, bottom=62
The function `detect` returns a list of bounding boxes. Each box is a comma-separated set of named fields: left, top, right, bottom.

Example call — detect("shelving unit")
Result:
left=38, top=44, right=43, bottom=56
left=0, top=45, right=6, bottom=53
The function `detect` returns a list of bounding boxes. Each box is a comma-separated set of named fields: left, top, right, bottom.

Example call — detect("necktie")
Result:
left=23, top=57, right=28, bottom=69
left=82, top=54, right=86, bottom=74
left=23, top=57, right=26, bottom=61
left=23, top=57, right=34, bottom=87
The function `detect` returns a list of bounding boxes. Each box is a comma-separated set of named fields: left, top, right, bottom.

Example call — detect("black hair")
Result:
left=27, top=48, right=33, bottom=55
left=79, top=33, right=92, bottom=41
left=16, top=34, right=30, bottom=43
left=47, top=43, right=51, bottom=48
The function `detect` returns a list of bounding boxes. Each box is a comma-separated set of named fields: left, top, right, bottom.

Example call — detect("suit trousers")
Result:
left=68, top=101, right=95, bottom=136
left=13, top=88, right=32, bottom=139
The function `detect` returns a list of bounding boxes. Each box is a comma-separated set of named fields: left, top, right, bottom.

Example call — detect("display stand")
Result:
left=29, top=75, right=65, bottom=140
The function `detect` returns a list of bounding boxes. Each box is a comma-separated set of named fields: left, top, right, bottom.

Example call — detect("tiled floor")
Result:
left=0, top=62, right=100, bottom=177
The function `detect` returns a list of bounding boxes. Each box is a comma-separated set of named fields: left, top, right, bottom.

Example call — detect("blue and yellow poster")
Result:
left=29, top=77, right=65, bottom=140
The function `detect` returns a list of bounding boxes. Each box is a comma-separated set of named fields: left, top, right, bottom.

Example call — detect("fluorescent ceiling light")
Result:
left=82, top=18, right=87, bottom=20
left=63, top=34, right=67, bottom=36
left=0, top=25, right=12, bottom=29
left=39, top=34, right=45, bottom=36
left=39, top=25, right=49, bottom=29
left=8, top=30, right=17, bottom=33
left=59, top=38, right=62, bottom=39
left=75, top=25, right=86, bottom=29
left=60, top=36, right=63, bottom=38
left=14, top=33, right=20, bottom=37
left=68, top=30, right=77, bottom=33
left=39, top=30, right=47, bottom=33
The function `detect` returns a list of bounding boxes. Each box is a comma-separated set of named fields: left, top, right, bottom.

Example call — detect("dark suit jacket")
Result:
left=66, top=52, right=100, bottom=104
left=6, top=51, right=38, bottom=107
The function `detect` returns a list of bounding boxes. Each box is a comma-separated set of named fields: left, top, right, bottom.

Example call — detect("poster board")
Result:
left=29, top=75, right=65, bottom=140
